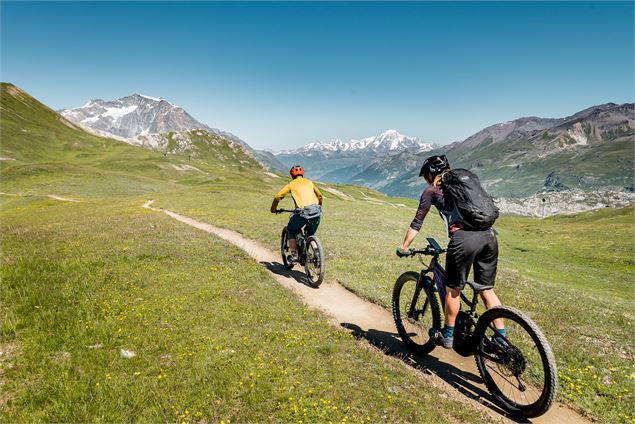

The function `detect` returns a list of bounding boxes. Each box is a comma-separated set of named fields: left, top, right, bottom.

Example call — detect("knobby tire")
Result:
left=474, top=306, right=558, bottom=418
left=392, top=272, right=441, bottom=355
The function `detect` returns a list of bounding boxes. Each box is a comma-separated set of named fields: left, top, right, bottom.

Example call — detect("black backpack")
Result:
left=441, top=169, right=499, bottom=229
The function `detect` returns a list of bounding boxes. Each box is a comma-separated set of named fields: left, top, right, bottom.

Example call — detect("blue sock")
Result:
left=442, top=325, right=454, bottom=338
left=495, top=328, right=506, bottom=337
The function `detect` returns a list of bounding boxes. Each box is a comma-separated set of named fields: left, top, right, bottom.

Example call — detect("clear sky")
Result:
left=1, top=1, right=633, bottom=150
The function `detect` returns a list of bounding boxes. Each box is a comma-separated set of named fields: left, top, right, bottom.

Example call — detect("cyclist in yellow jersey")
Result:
left=271, top=165, right=323, bottom=262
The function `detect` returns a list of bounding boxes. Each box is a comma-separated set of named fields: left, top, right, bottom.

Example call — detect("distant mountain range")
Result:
left=278, top=104, right=634, bottom=198
left=59, top=94, right=285, bottom=170
left=21, top=85, right=635, bottom=201
left=274, top=129, right=434, bottom=181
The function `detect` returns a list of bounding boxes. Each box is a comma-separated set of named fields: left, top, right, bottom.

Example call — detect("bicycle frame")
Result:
left=420, top=255, right=480, bottom=314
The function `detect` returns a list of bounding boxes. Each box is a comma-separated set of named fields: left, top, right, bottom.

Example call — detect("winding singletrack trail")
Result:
left=143, top=200, right=590, bottom=424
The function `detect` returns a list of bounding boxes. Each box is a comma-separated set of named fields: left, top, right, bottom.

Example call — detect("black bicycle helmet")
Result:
left=419, top=155, right=449, bottom=177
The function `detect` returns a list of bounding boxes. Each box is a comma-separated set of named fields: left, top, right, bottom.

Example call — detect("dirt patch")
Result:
left=0, top=341, right=19, bottom=409
left=47, top=195, right=80, bottom=202
left=171, top=164, right=205, bottom=173
left=322, top=186, right=353, bottom=200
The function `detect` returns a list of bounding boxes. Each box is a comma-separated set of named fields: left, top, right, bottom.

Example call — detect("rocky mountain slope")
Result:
left=274, top=129, right=434, bottom=180
left=60, top=94, right=212, bottom=139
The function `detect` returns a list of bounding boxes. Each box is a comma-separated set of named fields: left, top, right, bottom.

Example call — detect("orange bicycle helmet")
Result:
left=290, top=165, right=304, bottom=178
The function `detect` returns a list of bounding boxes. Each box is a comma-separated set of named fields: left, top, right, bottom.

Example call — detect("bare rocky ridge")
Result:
left=495, top=190, right=635, bottom=217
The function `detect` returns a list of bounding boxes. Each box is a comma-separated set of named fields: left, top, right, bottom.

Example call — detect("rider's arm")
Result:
left=410, top=187, right=434, bottom=231
left=313, top=184, right=323, bottom=206
left=271, top=184, right=291, bottom=213
left=401, top=188, right=434, bottom=249
left=400, top=227, right=419, bottom=251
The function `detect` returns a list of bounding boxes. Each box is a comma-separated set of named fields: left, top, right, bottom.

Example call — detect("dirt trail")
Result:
left=142, top=200, right=589, bottom=424
left=47, top=194, right=80, bottom=202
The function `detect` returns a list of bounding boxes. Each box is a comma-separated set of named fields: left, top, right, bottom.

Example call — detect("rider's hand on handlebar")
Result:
left=395, top=247, right=411, bottom=258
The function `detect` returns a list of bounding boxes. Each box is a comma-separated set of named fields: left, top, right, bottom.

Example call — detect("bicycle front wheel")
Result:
left=474, top=306, right=558, bottom=418
left=392, top=272, right=441, bottom=355
left=280, top=227, right=293, bottom=270
left=304, top=235, right=325, bottom=287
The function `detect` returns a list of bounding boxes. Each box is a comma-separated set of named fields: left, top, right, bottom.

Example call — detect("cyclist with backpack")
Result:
left=271, top=165, right=323, bottom=263
left=396, top=155, right=505, bottom=348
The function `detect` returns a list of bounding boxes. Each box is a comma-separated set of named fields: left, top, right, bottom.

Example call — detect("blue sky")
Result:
left=1, top=1, right=633, bottom=149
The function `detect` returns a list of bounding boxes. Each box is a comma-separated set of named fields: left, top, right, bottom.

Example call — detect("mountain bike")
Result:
left=392, top=237, right=558, bottom=418
left=277, top=209, right=325, bottom=287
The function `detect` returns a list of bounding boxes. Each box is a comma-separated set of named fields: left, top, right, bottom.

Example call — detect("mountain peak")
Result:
left=60, top=93, right=201, bottom=139
left=134, top=93, right=163, bottom=102
left=381, top=129, right=400, bottom=136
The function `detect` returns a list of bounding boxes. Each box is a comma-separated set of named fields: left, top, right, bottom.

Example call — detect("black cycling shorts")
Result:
left=445, top=228, right=498, bottom=291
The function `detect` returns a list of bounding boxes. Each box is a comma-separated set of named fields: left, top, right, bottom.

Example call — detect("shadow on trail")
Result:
left=341, top=323, right=530, bottom=423
left=259, top=261, right=317, bottom=289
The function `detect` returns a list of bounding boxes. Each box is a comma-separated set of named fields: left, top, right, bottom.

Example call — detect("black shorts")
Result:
left=445, top=228, right=498, bottom=291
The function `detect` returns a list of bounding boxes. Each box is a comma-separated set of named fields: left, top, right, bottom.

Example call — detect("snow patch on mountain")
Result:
left=276, top=129, right=434, bottom=155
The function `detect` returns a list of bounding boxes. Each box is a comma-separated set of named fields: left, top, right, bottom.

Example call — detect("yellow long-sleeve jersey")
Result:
left=271, top=176, right=323, bottom=212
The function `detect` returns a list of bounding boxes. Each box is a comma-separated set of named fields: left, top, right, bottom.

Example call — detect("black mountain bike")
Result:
left=277, top=209, right=325, bottom=287
left=392, top=237, right=558, bottom=418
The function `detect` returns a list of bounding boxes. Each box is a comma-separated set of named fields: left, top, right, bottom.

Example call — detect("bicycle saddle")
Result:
left=466, top=281, right=494, bottom=292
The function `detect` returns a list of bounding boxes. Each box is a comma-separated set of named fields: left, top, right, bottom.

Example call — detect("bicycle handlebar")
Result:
left=403, top=246, right=446, bottom=257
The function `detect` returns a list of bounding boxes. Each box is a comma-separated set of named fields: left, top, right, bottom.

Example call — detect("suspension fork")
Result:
left=430, top=260, right=446, bottom=310
left=407, top=270, right=433, bottom=320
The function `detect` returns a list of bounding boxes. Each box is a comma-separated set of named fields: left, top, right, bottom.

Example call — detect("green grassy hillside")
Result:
left=2, top=83, right=634, bottom=423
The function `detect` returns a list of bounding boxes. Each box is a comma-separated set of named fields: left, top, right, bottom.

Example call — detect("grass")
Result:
left=0, top=196, right=488, bottom=423
left=2, top=82, right=634, bottom=423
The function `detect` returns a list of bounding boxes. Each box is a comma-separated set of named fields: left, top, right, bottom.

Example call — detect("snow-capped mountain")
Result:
left=277, top=129, right=433, bottom=155
left=274, top=129, right=434, bottom=183
left=59, top=93, right=213, bottom=139
left=58, top=93, right=286, bottom=170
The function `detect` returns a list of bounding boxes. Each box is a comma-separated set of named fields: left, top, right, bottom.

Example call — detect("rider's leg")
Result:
left=430, top=288, right=460, bottom=348
left=442, top=287, right=461, bottom=341
left=475, top=229, right=504, bottom=331
left=444, top=287, right=461, bottom=327
left=286, top=215, right=305, bottom=254
left=480, top=289, right=504, bottom=331
left=305, top=215, right=320, bottom=237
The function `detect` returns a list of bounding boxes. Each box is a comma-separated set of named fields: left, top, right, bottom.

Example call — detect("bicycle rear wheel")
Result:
left=280, top=227, right=293, bottom=270
left=474, top=306, right=558, bottom=418
left=305, top=235, right=324, bottom=287
left=392, top=272, right=441, bottom=354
